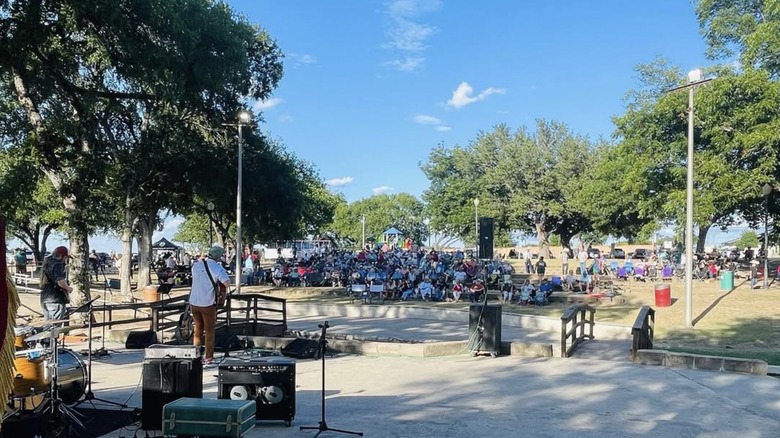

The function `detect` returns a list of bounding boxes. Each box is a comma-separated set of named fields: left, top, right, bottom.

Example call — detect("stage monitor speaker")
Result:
left=126, top=330, right=158, bottom=349
left=469, top=304, right=502, bottom=356
left=214, top=325, right=242, bottom=353
left=218, top=358, right=296, bottom=424
left=478, top=217, right=494, bottom=260
left=141, top=357, right=203, bottom=430
left=280, top=338, right=321, bottom=360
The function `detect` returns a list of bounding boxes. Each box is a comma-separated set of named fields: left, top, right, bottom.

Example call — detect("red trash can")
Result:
left=655, top=283, right=671, bottom=307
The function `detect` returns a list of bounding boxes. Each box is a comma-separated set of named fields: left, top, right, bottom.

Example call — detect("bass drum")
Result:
left=56, top=349, right=87, bottom=404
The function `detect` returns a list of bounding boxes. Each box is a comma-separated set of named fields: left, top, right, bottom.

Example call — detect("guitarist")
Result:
left=189, top=246, right=230, bottom=366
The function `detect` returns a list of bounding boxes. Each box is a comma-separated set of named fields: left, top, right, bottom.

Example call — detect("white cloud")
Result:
left=413, top=114, right=441, bottom=125
left=434, top=125, right=452, bottom=132
left=383, top=57, right=425, bottom=72
left=278, top=114, right=294, bottom=123
left=445, top=82, right=506, bottom=109
left=372, top=185, right=394, bottom=195
left=326, top=176, right=354, bottom=186
left=382, top=0, right=441, bottom=72
left=252, top=97, right=283, bottom=111
left=287, top=53, right=317, bottom=67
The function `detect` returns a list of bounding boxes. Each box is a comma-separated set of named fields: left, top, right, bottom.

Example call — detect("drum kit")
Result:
left=3, top=320, right=89, bottom=436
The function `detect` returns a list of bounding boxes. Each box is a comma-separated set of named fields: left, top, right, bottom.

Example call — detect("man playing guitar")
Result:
left=189, top=246, right=230, bottom=366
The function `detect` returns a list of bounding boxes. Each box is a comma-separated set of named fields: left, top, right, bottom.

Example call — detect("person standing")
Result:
left=535, top=256, right=547, bottom=281
left=40, top=246, right=72, bottom=321
left=189, top=246, right=230, bottom=366
left=577, top=247, right=589, bottom=275
left=524, top=249, right=533, bottom=274
left=560, top=247, right=569, bottom=276
left=89, top=249, right=100, bottom=281
left=14, top=248, right=27, bottom=275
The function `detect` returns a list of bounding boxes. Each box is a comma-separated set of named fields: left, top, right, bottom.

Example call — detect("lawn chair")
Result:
left=617, top=267, right=628, bottom=281
left=533, top=290, right=548, bottom=306
left=349, top=284, right=369, bottom=304
left=518, top=288, right=532, bottom=306
left=369, top=282, right=385, bottom=304
left=661, top=265, right=673, bottom=281
left=633, top=266, right=646, bottom=282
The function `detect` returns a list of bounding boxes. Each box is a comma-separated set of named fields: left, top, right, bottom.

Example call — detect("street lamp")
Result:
left=360, top=215, right=366, bottom=250
left=668, top=68, right=714, bottom=328
left=762, top=183, right=773, bottom=289
left=473, top=198, right=479, bottom=257
left=423, top=218, right=431, bottom=249
left=223, top=110, right=252, bottom=296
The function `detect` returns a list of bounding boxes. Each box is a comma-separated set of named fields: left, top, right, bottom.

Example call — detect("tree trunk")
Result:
left=696, top=223, right=711, bottom=253
left=137, top=217, right=154, bottom=289
left=61, top=194, right=91, bottom=307
left=535, top=221, right=551, bottom=259
left=120, top=197, right=136, bottom=299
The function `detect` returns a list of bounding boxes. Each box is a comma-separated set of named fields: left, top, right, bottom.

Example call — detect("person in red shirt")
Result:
left=469, top=279, right=485, bottom=303
left=452, top=281, right=464, bottom=302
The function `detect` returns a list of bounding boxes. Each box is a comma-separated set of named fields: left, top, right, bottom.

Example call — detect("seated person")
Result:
left=469, top=279, right=486, bottom=303
left=501, top=281, right=515, bottom=303
left=519, top=280, right=534, bottom=305
left=451, top=281, right=464, bottom=302
left=416, top=279, right=434, bottom=300
left=565, top=270, right=576, bottom=291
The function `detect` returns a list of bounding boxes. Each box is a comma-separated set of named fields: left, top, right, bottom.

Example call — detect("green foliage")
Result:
left=326, top=194, right=426, bottom=246
left=173, top=213, right=211, bottom=253
left=736, top=230, right=760, bottom=248
left=421, top=121, right=595, bottom=255
left=612, top=68, right=780, bottom=250
left=696, top=0, right=780, bottom=77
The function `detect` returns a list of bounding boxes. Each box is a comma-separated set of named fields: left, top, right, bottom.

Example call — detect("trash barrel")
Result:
left=654, top=283, right=671, bottom=307
left=143, top=285, right=160, bottom=302
left=720, top=270, right=734, bottom=291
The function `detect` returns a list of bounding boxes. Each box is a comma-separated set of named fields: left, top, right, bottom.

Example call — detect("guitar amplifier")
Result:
left=142, top=357, right=203, bottom=430
left=218, top=358, right=295, bottom=426
left=145, top=344, right=201, bottom=360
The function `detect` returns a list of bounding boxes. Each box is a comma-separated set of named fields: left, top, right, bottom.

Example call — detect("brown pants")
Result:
left=190, top=305, right=216, bottom=361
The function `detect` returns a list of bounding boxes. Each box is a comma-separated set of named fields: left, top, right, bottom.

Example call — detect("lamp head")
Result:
left=473, top=198, right=479, bottom=207
left=207, top=202, right=214, bottom=211
left=687, top=69, right=703, bottom=84
left=238, top=111, right=251, bottom=124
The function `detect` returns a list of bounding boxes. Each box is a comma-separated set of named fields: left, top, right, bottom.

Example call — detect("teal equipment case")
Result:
left=162, top=397, right=256, bottom=437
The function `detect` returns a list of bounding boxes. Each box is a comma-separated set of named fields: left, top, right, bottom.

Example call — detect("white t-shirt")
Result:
left=561, top=251, right=569, bottom=263
left=578, top=251, right=588, bottom=263
left=190, top=259, right=230, bottom=307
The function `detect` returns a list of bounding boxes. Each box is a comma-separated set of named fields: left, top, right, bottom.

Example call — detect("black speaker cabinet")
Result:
left=218, top=358, right=296, bottom=425
left=281, top=338, right=321, bottom=360
left=141, top=357, right=203, bottom=430
left=469, top=304, right=502, bottom=357
left=478, top=217, right=494, bottom=260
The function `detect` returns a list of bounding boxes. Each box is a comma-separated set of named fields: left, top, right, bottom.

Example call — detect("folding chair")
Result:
left=369, top=283, right=385, bottom=304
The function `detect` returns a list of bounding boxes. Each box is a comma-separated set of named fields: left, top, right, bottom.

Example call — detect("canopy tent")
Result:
left=152, top=238, right=180, bottom=251
left=382, top=227, right=404, bottom=245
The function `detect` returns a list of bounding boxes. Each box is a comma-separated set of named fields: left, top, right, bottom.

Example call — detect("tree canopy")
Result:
left=327, top=194, right=427, bottom=247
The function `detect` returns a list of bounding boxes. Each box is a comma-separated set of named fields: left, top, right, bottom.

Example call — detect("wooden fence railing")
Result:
left=89, top=292, right=287, bottom=339
left=630, top=305, right=655, bottom=360
left=560, top=304, right=596, bottom=358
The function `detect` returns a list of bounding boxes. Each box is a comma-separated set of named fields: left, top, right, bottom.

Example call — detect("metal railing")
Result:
left=630, top=305, right=655, bottom=360
left=560, top=304, right=596, bottom=358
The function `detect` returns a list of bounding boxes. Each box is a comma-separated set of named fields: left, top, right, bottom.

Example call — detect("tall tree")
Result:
left=613, top=69, right=780, bottom=251
left=0, top=0, right=283, bottom=301
left=696, top=0, right=780, bottom=77
left=421, top=122, right=596, bottom=257
left=327, top=194, right=427, bottom=247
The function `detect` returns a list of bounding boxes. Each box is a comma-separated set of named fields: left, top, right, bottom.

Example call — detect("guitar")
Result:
left=216, top=282, right=227, bottom=307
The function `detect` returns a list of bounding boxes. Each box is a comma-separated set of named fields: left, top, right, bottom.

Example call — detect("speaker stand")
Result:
left=299, top=321, right=362, bottom=437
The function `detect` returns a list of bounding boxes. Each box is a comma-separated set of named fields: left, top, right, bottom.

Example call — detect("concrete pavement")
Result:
left=78, top=346, right=780, bottom=437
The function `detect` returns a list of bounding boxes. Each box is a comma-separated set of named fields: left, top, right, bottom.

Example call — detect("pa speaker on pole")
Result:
left=478, top=217, right=494, bottom=260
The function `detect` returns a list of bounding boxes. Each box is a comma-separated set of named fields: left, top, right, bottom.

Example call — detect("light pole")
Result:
left=360, top=215, right=366, bottom=250
left=473, top=198, right=479, bottom=258
left=669, top=69, right=713, bottom=328
left=206, top=202, right=214, bottom=249
left=223, top=110, right=251, bottom=296
left=763, top=183, right=773, bottom=289
left=423, top=218, right=431, bottom=249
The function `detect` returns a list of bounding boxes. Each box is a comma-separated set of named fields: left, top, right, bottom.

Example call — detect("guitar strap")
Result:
left=203, top=259, right=219, bottom=306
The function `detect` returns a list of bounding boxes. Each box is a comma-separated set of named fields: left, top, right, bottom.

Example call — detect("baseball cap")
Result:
left=52, top=246, right=70, bottom=259
left=208, top=246, right=225, bottom=259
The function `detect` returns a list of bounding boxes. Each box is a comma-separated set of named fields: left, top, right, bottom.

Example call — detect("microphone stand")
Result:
left=71, top=297, right=128, bottom=409
left=300, top=321, right=362, bottom=437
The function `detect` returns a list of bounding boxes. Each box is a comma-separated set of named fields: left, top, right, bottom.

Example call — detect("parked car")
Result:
left=611, top=248, right=626, bottom=259
left=633, top=248, right=650, bottom=261
left=587, top=248, right=601, bottom=259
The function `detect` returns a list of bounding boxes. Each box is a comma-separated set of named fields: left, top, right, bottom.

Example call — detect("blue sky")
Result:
left=234, top=0, right=711, bottom=202
left=13, top=0, right=737, bottom=253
